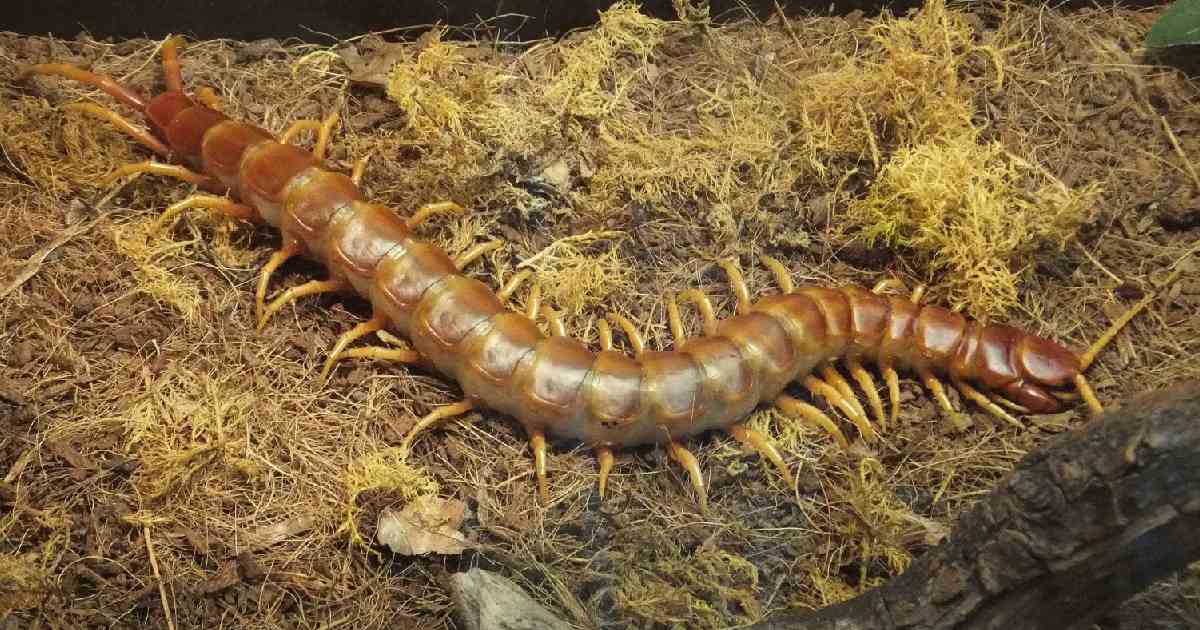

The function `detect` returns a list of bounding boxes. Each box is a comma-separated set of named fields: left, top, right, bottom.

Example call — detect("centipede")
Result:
left=15, top=37, right=1146, bottom=511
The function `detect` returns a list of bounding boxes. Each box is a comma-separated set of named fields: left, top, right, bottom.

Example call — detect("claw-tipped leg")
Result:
left=61, top=102, right=172, bottom=157
left=596, top=446, right=615, bottom=499
left=256, top=243, right=303, bottom=324
left=407, top=201, right=464, bottom=229
left=530, top=430, right=549, bottom=503
left=846, top=359, right=887, bottom=431
left=100, top=160, right=214, bottom=188
left=320, top=314, right=387, bottom=383
left=920, top=370, right=971, bottom=432
left=804, top=375, right=877, bottom=442
left=775, top=395, right=849, bottom=448
left=399, top=400, right=475, bottom=456
left=880, top=363, right=901, bottom=429
left=667, top=440, right=708, bottom=513
left=953, top=379, right=1022, bottom=429
left=257, top=278, right=344, bottom=330
left=1074, top=374, right=1103, bottom=415
left=728, top=422, right=794, bottom=487
left=153, top=194, right=255, bottom=233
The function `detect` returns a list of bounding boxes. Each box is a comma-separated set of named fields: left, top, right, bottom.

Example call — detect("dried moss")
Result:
left=614, top=543, right=763, bottom=628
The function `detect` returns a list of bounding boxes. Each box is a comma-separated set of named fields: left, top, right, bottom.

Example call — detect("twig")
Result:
left=0, top=182, right=127, bottom=299
left=1160, top=115, right=1200, bottom=193
left=517, top=230, right=624, bottom=269
left=144, top=525, right=177, bottom=630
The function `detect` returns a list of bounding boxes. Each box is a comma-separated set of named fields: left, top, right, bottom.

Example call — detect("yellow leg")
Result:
left=821, top=365, right=867, bottom=420
left=61, top=102, right=171, bottom=157
left=337, top=345, right=420, bottom=364
left=606, top=313, right=645, bottom=356
left=804, top=376, right=877, bottom=441
left=775, top=395, right=849, bottom=448
left=161, top=35, right=185, bottom=93
left=100, top=160, right=213, bottom=188
left=257, top=278, right=344, bottom=330
left=910, top=285, right=926, bottom=304
left=498, top=270, right=532, bottom=302
left=18, top=62, right=148, bottom=111
left=454, top=240, right=503, bottom=269
left=313, top=112, right=338, bottom=161
left=760, top=255, right=794, bottom=293
left=846, top=359, right=887, bottom=430
left=195, top=87, right=223, bottom=112
left=543, top=307, right=567, bottom=337
left=920, top=370, right=971, bottom=432
left=678, top=289, right=718, bottom=336
left=667, top=293, right=687, bottom=343
left=881, top=363, right=901, bottom=429
left=871, top=278, right=908, bottom=295
left=256, top=243, right=303, bottom=324
left=320, top=314, right=387, bottom=383
left=525, top=283, right=542, bottom=321
left=399, top=400, right=475, bottom=456
left=667, top=440, right=708, bottom=513
left=1074, top=374, right=1103, bottom=415
left=531, top=430, right=549, bottom=503
left=953, top=379, right=1022, bottom=429
left=728, top=422, right=794, bottom=486
left=1080, top=267, right=1183, bottom=370
left=597, top=318, right=614, bottom=351
left=596, top=446, right=615, bottom=499
left=406, top=201, right=464, bottom=229
left=351, top=152, right=372, bottom=186
left=717, top=258, right=751, bottom=315
left=153, top=194, right=255, bottom=233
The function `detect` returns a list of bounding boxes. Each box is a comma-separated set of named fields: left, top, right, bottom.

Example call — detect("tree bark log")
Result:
left=752, top=380, right=1200, bottom=630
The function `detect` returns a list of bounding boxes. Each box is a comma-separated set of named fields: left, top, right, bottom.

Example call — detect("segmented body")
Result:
left=137, top=88, right=1082, bottom=447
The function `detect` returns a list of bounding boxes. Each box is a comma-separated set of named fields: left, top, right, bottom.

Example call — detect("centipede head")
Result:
left=1006, top=335, right=1083, bottom=413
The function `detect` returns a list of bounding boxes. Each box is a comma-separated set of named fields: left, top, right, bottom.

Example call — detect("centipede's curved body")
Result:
left=16, top=40, right=1096, bottom=503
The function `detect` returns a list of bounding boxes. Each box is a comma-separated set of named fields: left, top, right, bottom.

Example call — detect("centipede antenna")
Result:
left=101, top=160, right=212, bottom=188
left=320, top=314, right=387, bottom=383
left=667, top=440, right=708, bottom=513
left=399, top=400, right=475, bottom=456
left=61, top=102, right=172, bottom=157
left=596, top=446, right=615, bottom=498
left=775, top=395, right=849, bottom=448
left=804, top=376, right=877, bottom=441
left=1079, top=266, right=1183, bottom=370
left=728, top=422, right=794, bottom=486
left=18, top=63, right=149, bottom=111
left=760, top=255, right=794, bottom=293
left=497, top=270, right=532, bottom=302
left=454, top=240, right=503, bottom=270
left=258, top=278, right=345, bottom=330
left=406, top=201, right=464, bottom=229
left=1074, top=374, right=1103, bottom=415
left=530, top=430, right=549, bottom=503
left=846, top=359, right=887, bottom=430
left=718, top=258, right=751, bottom=315
left=678, top=289, right=718, bottom=336
left=153, top=194, right=254, bottom=233
left=256, top=243, right=303, bottom=323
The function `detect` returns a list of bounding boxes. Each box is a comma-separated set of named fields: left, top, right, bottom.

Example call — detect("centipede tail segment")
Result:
left=19, top=37, right=1142, bottom=509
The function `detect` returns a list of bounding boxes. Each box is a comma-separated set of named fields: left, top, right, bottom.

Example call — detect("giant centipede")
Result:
left=16, top=37, right=1133, bottom=510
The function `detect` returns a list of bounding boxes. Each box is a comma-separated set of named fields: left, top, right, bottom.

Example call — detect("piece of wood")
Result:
left=448, top=568, right=573, bottom=630
left=752, top=380, right=1200, bottom=630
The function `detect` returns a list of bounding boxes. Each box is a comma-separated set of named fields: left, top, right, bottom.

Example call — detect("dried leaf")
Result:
left=377, top=495, right=472, bottom=556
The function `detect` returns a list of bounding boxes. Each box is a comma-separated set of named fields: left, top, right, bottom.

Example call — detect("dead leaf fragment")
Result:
left=377, top=495, right=472, bottom=556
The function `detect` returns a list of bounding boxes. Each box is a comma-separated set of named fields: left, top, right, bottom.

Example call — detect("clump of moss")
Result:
left=615, top=543, right=763, bottom=629
left=341, top=447, right=439, bottom=548
left=846, top=134, right=1093, bottom=318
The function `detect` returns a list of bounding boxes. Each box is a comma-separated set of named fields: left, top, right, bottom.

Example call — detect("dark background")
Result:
left=1, top=0, right=1166, bottom=43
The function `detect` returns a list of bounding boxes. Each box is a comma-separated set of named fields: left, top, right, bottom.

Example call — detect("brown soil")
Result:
left=2, top=1, right=1198, bottom=628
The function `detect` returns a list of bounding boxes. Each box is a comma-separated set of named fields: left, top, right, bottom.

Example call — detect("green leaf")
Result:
left=1146, top=0, right=1200, bottom=48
